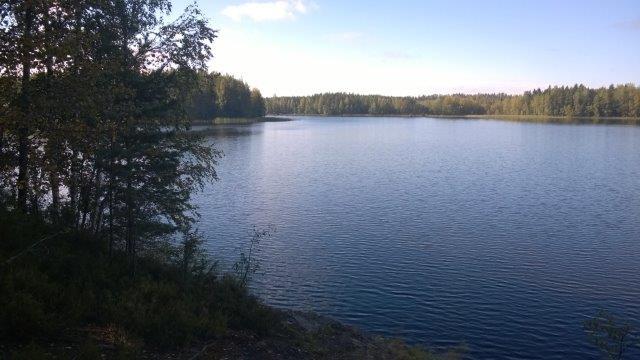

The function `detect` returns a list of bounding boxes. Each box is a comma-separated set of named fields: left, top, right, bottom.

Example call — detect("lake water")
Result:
left=193, top=116, right=640, bottom=359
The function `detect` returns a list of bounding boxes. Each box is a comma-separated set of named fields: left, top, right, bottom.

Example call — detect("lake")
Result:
left=193, top=116, right=640, bottom=359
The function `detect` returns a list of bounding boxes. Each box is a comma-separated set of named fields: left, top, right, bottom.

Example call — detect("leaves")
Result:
left=0, top=0, right=221, bottom=270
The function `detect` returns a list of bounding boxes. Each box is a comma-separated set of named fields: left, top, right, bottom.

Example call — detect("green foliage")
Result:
left=185, top=71, right=218, bottom=119
left=584, top=310, right=639, bottom=360
left=266, top=84, right=640, bottom=118
left=234, top=225, right=274, bottom=287
left=0, top=223, right=275, bottom=351
left=0, top=0, right=221, bottom=275
left=186, top=73, right=266, bottom=119
left=111, top=278, right=213, bottom=346
left=251, top=88, right=267, bottom=117
left=0, top=289, right=52, bottom=339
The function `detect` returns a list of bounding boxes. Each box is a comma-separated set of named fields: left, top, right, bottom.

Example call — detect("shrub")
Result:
left=0, top=216, right=281, bottom=353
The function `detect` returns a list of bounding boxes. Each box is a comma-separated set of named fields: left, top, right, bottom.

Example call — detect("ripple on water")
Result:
left=194, top=117, right=640, bottom=359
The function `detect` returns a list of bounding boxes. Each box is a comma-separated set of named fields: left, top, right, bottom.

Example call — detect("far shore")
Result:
left=266, top=113, right=640, bottom=125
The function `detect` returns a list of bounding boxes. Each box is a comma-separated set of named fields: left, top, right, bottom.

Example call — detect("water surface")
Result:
left=193, top=116, right=640, bottom=359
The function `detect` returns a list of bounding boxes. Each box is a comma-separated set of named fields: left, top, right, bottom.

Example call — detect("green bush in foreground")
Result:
left=0, top=216, right=276, bottom=353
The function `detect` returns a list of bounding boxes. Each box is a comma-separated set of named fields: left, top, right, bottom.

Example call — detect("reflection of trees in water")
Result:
left=188, top=125, right=261, bottom=139
left=584, top=309, right=639, bottom=360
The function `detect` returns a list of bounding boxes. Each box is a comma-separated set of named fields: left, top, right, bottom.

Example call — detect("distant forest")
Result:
left=266, top=84, right=640, bottom=118
left=187, top=73, right=265, bottom=119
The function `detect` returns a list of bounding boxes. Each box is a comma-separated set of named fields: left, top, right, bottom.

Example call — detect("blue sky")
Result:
left=173, top=0, right=640, bottom=96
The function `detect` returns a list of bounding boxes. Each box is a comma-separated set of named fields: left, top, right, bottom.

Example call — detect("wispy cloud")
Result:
left=222, top=0, right=316, bottom=22
left=614, top=18, right=640, bottom=30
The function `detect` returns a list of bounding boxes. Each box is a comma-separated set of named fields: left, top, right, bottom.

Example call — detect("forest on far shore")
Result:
left=187, top=73, right=266, bottom=119
left=266, top=84, right=640, bottom=118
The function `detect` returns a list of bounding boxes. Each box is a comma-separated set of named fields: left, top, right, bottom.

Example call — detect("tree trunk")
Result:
left=29, top=159, right=41, bottom=216
left=126, top=176, right=135, bottom=276
left=80, top=166, right=97, bottom=229
left=0, top=124, right=4, bottom=160
left=93, top=195, right=106, bottom=236
left=90, top=167, right=103, bottom=232
left=50, top=169, right=60, bottom=220
left=107, top=127, right=116, bottom=258
left=17, top=127, right=29, bottom=211
left=68, top=149, right=78, bottom=226
left=17, top=4, right=34, bottom=212
left=108, top=181, right=114, bottom=258
left=47, top=139, right=61, bottom=222
left=44, top=19, right=61, bottom=222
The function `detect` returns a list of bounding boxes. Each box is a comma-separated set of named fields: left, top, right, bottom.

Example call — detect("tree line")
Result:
left=0, top=0, right=222, bottom=273
left=186, top=72, right=265, bottom=119
left=266, top=84, right=640, bottom=117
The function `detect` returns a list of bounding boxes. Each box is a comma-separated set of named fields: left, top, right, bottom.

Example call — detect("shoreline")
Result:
left=191, top=116, right=293, bottom=126
left=190, top=308, right=464, bottom=359
left=267, top=114, right=640, bottom=125
left=0, top=219, right=457, bottom=359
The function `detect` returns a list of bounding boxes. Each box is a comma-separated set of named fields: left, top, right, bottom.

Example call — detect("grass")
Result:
left=0, top=209, right=276, bottom=358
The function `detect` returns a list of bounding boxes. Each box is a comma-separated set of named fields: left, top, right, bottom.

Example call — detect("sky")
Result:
left=173, top=0, right=640, bottom=96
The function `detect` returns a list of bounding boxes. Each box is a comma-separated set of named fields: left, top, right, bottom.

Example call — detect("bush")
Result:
left=0, top=291, right=51, bottom=339
left=0, top=222, right=276, bottom=352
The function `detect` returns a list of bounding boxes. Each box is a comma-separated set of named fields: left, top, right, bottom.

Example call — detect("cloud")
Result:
left=222, top=0, right=316, bottom=22
left=614, top=18, right=640, bottom=30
